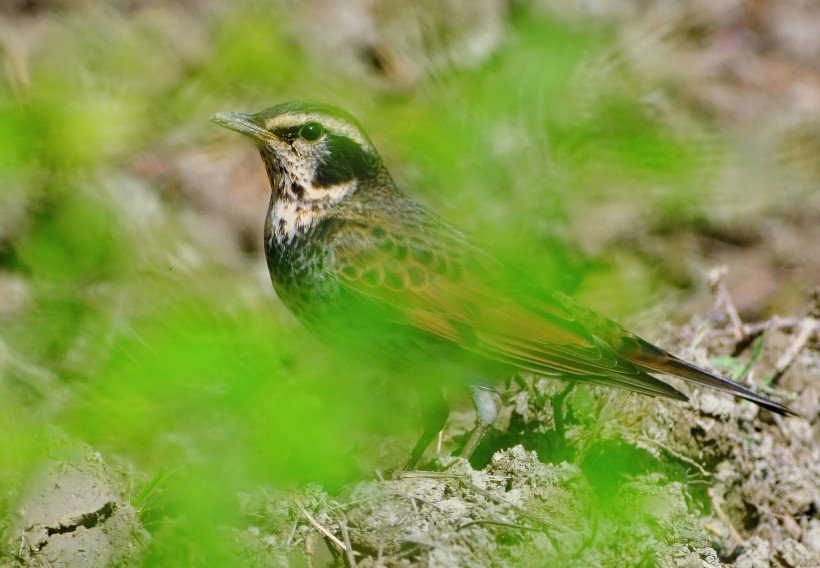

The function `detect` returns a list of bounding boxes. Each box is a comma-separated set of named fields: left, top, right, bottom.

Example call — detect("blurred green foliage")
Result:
left=0, top=2, right=741, bottom=564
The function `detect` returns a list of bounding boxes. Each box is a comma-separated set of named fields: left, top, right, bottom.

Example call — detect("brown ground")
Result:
left=229, top=307, right=819, bottom=567
left=6, top=307, right=818, bottom=566
left=2, top=1, right=819, bottom=566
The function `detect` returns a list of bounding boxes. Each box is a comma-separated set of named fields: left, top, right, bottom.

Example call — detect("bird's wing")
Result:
left=330, top=214, right=688, bottom=401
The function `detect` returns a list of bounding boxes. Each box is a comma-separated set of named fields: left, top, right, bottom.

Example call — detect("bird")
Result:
left=211, top=101, right=795, bottom=466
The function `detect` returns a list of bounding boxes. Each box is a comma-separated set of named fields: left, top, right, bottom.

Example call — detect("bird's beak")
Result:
left=210, top=112, right=270, bottom=141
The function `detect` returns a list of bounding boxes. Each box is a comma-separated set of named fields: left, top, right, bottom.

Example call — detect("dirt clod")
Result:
left=7, top=440, right=146, bottom=568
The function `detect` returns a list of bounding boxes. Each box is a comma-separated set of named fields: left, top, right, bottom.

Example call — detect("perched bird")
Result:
left=212, top=101, right=795, bottom=466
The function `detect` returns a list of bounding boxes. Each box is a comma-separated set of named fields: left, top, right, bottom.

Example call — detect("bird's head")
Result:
left=211, top=102, right=382, bottom=206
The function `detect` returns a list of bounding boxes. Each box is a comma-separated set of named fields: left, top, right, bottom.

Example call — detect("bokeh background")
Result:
left=0, top=0, right=818, bottom=565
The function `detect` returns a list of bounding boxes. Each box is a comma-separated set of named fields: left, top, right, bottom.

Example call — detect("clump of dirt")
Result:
left=237, top=449, right=719, bottom=566
left=4, top=436, right=147, bottom=568
left=607, top=311, right=819, bottom=567
left=232, top=305, right=818, bottom=566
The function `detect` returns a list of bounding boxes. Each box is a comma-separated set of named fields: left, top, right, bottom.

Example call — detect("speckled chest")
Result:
left=263, top=201, right=341, bottom=319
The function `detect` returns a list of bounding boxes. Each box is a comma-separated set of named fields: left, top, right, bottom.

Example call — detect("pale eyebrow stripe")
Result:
left=263, top=113, right=372, bottom=150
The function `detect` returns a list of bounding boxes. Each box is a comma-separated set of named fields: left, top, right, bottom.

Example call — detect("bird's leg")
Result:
left=460, top=385, right=503, bottom=460
left=551, top=383, right=576, bottom=442
left=399, top=387, right=450, bottom=470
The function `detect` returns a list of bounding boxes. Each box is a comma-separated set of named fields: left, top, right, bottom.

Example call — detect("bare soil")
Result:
left=229, top=308, right=819, bottom=567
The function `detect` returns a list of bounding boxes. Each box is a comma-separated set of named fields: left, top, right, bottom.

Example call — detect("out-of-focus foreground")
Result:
left=0, top=1, right=818, bottom=566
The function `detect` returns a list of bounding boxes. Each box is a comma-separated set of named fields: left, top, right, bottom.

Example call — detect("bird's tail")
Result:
left=624, top=337, right=797, bottom=416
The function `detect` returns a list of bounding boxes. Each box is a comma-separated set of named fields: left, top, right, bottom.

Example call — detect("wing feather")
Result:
left=329, top=212, right=687, bottom=400
left=320, top=195, right=793, bottom=415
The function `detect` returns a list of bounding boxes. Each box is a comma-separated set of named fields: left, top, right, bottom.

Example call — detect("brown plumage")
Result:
left=212, top=101, right=796, bottom=445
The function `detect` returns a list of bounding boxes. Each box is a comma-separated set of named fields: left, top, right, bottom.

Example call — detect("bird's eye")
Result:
left=299, top=122, right=323, bottom=142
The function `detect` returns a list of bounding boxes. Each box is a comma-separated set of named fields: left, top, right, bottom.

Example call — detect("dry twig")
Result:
left=708, top=267, right=744, bottom=340
left=709, top=317, right=802, bottom=338
left=459, top=519, right=536, bottom=531
left=295, top=501, right=348, bottom=553
left=703, top=522, right=723, bottom=538
left=339, top=514, right=357, bottom=568
left=708, top=488, right=744, bottom=545
left=637, top=436, right=711, bottom=478
left=394, top=470, right=468, bottom=480
left=771, top=317, right=817, bottom=384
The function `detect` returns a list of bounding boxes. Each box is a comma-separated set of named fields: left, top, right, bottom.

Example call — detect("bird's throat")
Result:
left=265, top=194, right=325, bottom=246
